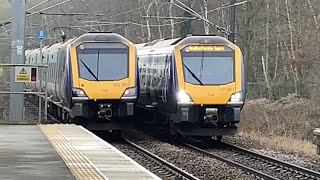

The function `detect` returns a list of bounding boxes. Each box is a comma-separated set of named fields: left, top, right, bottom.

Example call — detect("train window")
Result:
left=53, top=62, right=55, bottom=84
left=98, top=51, right=128, bottom=80
left=49, top=63, right=52, bottom=83
left=76, top=43, right=129, bottom=81
left=51, top=63, right=53, bottom=83
left=47, top=63, right=50, bottom=83
left=181, top=52, right=234, bottom=85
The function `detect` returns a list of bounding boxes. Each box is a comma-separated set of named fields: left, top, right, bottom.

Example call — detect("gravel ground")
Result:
left=121, top=130, right=258, bottom=180
left=112, top=142, right=194, bottom=180
left=205, top=147, right=312, bottom=180
left=223, top=135, right=320, bottom=173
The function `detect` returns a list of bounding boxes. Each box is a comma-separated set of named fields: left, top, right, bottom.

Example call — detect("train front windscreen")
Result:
left=181, top=45, right=234, bottom=85
left=76, top=42, right=129, bottom=81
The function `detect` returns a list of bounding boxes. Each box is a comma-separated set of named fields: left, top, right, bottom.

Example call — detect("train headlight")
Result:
left=121, top=87, right=137, bottom=100
left=177, top=91, right=193, bottom=104
left=230, top=91, right=243, bottom=102
left=72, top=88, right=87, bottom=97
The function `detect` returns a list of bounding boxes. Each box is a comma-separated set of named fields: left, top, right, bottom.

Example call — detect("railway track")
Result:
left=112, top=138, right=199, bottom=180
left=185, top=141, right=320, bottom=180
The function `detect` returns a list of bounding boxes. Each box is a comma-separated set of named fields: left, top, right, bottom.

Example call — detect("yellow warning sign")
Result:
left=19, top=68, right=27, bottom=74
left=15, top=67, right=31, bottom=82
left=16, top=74, right=30, bottom=81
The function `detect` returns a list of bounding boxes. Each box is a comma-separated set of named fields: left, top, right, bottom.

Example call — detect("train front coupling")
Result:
left=98, top=103, right=112, bottom=119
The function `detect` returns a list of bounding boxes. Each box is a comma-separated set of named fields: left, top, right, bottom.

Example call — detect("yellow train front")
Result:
left=136, top=35, right=245, bottom=138
left=25, top=32, right=138, bottom=130
left=69, top=33, right=137, bottom=124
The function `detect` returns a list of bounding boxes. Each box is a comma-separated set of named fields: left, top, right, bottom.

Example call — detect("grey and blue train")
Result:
left=135, top=35, right=246, bottom=139
left=24, top=32, right=138, bottom=130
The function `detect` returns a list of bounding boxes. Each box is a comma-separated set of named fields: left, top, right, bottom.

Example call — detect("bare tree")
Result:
left=169, top=0, right=175, bottom=38
left=285, top=0, right=299, bottom=94
left=201, top=0, right=209, bottom=34
left=262, top=0, right=273, bottom=99
left=144, top=0, right=154, bottom=41
left=154, top=0, right=163, bottom=39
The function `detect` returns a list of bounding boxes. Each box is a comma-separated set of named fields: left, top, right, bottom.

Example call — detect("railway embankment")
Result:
left=234, top=93, right=320, bottom=156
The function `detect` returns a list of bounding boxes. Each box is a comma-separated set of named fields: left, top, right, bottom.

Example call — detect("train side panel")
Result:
left=137, top=49, right=179, bottom=113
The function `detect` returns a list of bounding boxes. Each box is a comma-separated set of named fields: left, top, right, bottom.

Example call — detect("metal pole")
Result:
left=229, top=0, right=236, bottom=43
left=10, top=0, right=26, bottom=122
left=124, top=23, right=129, bottom=39
left=38, top=40, right=42, bottom=124
left=44, top=65, right=48, bottom=123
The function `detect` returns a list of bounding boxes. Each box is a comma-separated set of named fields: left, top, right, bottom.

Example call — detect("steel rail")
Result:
left=123, top=138, right=200, bottom=180
left=183, top=143, right=279, bottom=180
left=221, top=142, right=320, bottom=179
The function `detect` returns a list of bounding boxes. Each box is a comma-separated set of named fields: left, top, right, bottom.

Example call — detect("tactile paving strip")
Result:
left=39, top=124, right=108, bottom=180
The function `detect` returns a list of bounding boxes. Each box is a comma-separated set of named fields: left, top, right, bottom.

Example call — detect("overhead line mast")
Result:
left=9, top=0, right=26, bottom=122
left=229, top=0, right=236, bottom=43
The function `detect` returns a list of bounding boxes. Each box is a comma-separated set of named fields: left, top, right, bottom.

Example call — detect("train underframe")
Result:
left=47, top=98, right=135, bottom=132
left=135, top=104, right=241, bottom=140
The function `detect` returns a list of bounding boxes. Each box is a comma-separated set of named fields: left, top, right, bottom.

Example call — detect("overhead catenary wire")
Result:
left=129, top=19, right=190, bottom=27
left=0, top=1, right=164, bottom=36
left=107, top=24, right=128, bottom=32
left=0, top=1, right=175, bottom=35
left=1, top=0, right=57, bottom=27
left=146, top=0, right=252, bottom=35
left=0, top=0, right=77, bottom=35
left=27, top=0, right=52, bottom=12
left=1, top=0, right=253, bottom=43
left=141, top=15, right=198, bottom=20
left=207, top=0, right=253, bottom=14
left=26, top=0, right=74, bottom=17
left=140, top=0, right=252, bottom=22
left=107, top=2, right=169, bottom=19
left=171, top=0, right=231, bottom=35
left=27, top=12, right=108, bottom=16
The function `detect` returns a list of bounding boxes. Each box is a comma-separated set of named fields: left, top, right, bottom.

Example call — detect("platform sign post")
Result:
left=9, top=0, right=26, bottom=122
left=37, top=29, right=47, bottom=123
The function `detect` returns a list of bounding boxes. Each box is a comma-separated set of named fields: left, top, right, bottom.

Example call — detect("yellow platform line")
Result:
left=39, top=124, right=108, bottom=180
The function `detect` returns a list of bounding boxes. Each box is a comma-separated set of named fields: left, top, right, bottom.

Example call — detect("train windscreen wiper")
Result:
left=182, top=63, right=204, bottom=85
left=79, top=58, right=99, bottom=81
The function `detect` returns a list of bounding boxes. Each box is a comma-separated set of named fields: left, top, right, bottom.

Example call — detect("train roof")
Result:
left=26, top=32, right=131, bottom=54
left=72, top=32, right=131, bottom=45
left=135, top=43, right=147, bottom=48
left=137, top=34, right=233, bottom=50
left=25, top=38, right=75, bottom=55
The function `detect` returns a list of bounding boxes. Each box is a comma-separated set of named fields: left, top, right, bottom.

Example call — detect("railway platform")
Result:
left=314, top=128, right=320, bottom=155
left=0, top=124, right=161, bottom=180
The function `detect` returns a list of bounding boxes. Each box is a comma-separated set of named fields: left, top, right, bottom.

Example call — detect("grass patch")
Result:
left=240, top=94, right=320, bottom=156
left=239, top=131, right=317, bottom=157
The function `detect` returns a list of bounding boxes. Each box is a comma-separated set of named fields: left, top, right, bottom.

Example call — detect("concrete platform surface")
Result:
left=43, top=124, right=161, bottom=180
left=0, top=125, right=75, bottom=180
